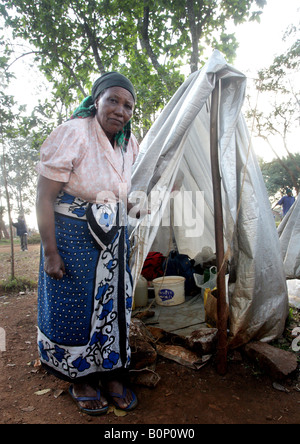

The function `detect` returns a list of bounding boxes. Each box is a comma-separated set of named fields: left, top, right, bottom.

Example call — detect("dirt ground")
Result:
left=0, top=243, right=300, bottom=425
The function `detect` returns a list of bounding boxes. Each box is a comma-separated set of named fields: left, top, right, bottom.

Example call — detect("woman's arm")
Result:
left=36, top=175, right=65, bottom=280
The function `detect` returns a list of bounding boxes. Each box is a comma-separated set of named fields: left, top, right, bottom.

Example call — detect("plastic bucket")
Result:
left=153, top=276, right=185, bottom=306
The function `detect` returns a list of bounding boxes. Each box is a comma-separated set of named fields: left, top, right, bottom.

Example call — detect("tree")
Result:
left=246, top=21, right=300, bottom=195
left=1, top=0, right=266, bottom=136
left=259, top=154, right=300, bottom=200
left=1, top=135, right=39, bottom=215
left=0, top=206, right=9, bottom=239
left=0, top=38, right=19, bottom=278
left=0, top=30, right=41, bottom=278
left=1, top=126, right=16, bottom=278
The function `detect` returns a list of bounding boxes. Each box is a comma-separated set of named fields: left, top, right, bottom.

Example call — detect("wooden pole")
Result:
left=210, top=79, right=228, bottom=375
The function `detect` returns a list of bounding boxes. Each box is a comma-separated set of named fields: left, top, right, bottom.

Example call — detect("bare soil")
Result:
left=0, top=243, right=300, bottom=425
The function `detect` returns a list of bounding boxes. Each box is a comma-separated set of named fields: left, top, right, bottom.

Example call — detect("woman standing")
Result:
left=36, top=72, right=139, bottom=415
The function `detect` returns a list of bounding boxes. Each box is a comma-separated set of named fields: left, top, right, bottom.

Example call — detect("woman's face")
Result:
left=95, top=86, right=134, bottom=141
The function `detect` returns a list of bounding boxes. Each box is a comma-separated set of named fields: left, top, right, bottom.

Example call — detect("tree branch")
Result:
left=186, top=0, right=199, bottom=72
left=82, top=21, right=106, bottom=75
left=5, top=51, right=39, bottom=72
left=138, top=5, right=163, bottom=73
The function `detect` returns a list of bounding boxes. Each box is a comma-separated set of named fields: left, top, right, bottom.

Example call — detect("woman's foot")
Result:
left=69, top=383, right=108, bottom=415
left=107, top=380, right=138, bottom=411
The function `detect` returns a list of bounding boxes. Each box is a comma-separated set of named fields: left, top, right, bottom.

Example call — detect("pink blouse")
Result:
left=37, top=116, right=139, bottom=203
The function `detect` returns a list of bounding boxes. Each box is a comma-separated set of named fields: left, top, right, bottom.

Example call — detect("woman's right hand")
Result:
left=44, top=251, right=66, bottom=280
left=36, top=175, right=66, bottom=280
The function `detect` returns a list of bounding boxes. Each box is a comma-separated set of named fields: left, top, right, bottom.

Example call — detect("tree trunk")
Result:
left=0, top=218, right=9, bottom=239
left=138, top=5, right=163, bottom=74
left=186, top=0, right=199, bottom=72
left=1, top=152, right=15, bottom=279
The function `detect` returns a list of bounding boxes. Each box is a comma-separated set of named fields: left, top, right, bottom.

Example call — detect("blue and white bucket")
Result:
left=153, top=276, right=185, bottom=306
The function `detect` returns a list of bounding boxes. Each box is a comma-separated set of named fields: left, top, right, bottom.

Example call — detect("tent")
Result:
left=278, top=197, right=300, bottom=279
left=128, top=50, right=288, bottom=350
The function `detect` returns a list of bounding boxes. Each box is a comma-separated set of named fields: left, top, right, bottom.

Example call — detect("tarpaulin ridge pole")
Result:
left=210, top=78, right=228, bottom=376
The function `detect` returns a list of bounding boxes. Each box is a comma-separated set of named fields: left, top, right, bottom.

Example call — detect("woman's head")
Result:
left=92, top=72, right=136, bottom=141
left=92, top=72, right=136, bottom=103
left=94, top=87, right=134, bottom=141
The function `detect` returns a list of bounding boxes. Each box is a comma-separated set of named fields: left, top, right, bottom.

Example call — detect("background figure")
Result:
left=274, top=188, right=295, bottom=218
left=12, top=216, right=28, bottom=251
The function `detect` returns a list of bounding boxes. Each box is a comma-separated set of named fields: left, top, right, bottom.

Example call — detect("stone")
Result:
left=129, top=366, right=161, bottom=388
left=156, top=344, right=210, bottom=369
left=130, top=318, right=156, bottom=345
left=244, top=341, right=298, bottom=381
left=130, top=339, right=157, bottom=370
left=185, top=328, right=218, bottom=354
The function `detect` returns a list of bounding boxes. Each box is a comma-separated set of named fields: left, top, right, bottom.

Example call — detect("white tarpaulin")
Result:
left=278, top=196, right=300, bottom=279
left=129, top=50, right=288, bottom=348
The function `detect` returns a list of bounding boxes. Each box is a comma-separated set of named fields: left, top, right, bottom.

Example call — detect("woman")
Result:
left=36, top=72, right=139, bottom=415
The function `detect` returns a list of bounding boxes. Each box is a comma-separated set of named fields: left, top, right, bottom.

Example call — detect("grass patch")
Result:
left=28, top=233, right=41, bottom=244
left=0, top=233, right=41, bottom=246
left=269, top=305, right=300, bottom=361
left=0, top=238, right=19, bottom=245
left=0, top=276, right=37, bottom=293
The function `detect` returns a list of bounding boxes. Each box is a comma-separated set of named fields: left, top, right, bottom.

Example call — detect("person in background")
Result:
left=274, top=188, right=295, bottom=218
left=12, top=216, right=28, bottom=251
left=36, top=72, right=139, bottom=416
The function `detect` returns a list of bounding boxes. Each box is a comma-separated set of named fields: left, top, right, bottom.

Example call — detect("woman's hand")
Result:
left=36, top=175, right=65, bottom=279
left=127, top=200, right=151, bottom=219
left=44, top=251, right=66, bottom=280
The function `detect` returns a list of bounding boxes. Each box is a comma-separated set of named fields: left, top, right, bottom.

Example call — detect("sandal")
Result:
left=108, top=386, right=138, bottom=411
left=69, top=385, right=109, bottom=416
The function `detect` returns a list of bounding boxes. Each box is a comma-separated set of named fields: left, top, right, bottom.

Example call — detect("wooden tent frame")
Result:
left=210, top=80, right=228, bottom=375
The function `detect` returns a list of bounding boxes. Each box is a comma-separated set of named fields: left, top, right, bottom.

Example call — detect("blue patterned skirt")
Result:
left=37, top=193, right=133, bottom=381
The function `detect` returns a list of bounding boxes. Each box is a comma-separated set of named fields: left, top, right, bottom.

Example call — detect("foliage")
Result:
left=0, top=0, right=266, bottom=136
left=257, top=22, right=300, bottom=94
left=1, top=21, right=56, bottom=210
left=259, top=153, right=300, bottom=198
left=0, top=39, right=39, bottom=216
left=246, top=22, right=300, bottom=199
left=27, top=232, right=41, bottom=244
left=1, top=136, right=39, bottom=214
left=270, top=306, right=300, bottom=360
left=0, top=32, right=44, bottom=277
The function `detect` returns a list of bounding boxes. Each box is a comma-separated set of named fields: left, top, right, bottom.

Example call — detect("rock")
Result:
left=272, top=382, right=289, bottom=393
left=147, top=326, right=186, bottom=347
left=146, top=326, right=166, bottom=342
left=244, top=341, right=298, bottom=381
left=185, top=328, right=218, bottom=354
left=130, top=366, right=161, bottom=388
left=130, top=339, right=157, bottom=370
left=156, top=344, right=210, bottom=369
left=130, top=318, right=156, bottom=345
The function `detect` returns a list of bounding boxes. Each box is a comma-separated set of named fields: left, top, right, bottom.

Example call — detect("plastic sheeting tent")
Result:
left=128, top=50, right=288, bottom=348
left=278, top=197, right=300, bottom=279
